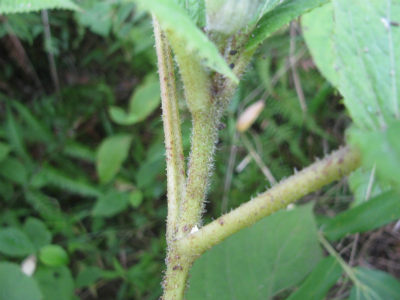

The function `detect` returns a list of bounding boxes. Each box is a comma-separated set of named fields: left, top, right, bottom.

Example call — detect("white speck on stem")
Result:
left=381, top=17, right=390, bottom=30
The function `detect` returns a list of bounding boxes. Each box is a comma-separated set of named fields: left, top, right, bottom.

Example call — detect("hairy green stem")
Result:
left=166, top=33, right=217, bottom=237
left=177, top=145, right=361, bottom=258
left=153, top=17, right=186, bottom=243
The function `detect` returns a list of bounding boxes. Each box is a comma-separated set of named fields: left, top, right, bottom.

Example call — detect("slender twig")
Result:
left=240, top=132, right=277, bottom=185
left=3, top=20, right=44, bottom=94
left=290, top=21, right=307, bottom=114
left=42, top=9, right=61, bottom=98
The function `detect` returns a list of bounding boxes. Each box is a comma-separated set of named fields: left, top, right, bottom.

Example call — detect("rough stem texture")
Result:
left=166, top=33, right=218, bottom=237
left=153, top=17, right=186, bottom=243
left=177, top=145, right=361, bottom=258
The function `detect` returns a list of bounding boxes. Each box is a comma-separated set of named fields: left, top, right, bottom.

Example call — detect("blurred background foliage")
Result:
left=1, top=1, right=394, bottom=299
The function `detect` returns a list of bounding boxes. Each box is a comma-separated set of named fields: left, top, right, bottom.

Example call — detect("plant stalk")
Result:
left=153, top=17, right=186, bottom=243
left=177, top=145, right=361, bottom=259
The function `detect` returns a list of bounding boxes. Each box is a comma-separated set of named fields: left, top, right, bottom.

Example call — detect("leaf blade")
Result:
left=246, top=0, right=329, bottom=50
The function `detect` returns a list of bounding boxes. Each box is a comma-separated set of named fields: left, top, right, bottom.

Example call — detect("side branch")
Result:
left=153, top=17, right=186, bottom=243
left=177, top=145, right=362, bottom=257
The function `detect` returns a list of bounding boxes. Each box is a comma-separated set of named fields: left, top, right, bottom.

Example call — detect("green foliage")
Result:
left=349, top=122, right=400, bottom=193
left=320, top=190, right=400, bottom=241
left=92, top=189, right=130, bottom=217
left=34, top=265, right=75, bottom=300
left=134, top=0, right=238, bottom=83
left=246, top=0, right=329, bottom=50
left=109, top=74, right=161, bottom=125
left=286, top=256, right=343, bottom=300
left=332, top=0, right=400, bottom=131
left=0, top=228, right=36, bottom=257
left=349, top=268, right=400, bottom=300
left=302, top=3, right=337, bottom=86
left=23, top=217, right=52, bottom=250
left=39, top=245, right=70, bottom=267
left=96, top=134, right=133, bottom=183
left=0, top=262, right=42, bottom=300
left=187, top=204, right=322, bottom=299
left=348, top=168, right=389, bottom=207
left=1, top=0, right=399, bottom=298
left=0, top=0, right=80, bottom=14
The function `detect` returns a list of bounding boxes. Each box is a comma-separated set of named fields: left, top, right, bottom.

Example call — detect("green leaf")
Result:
left=39, top=245, right=69, bottom=267
left=74, top=2, right=113, bottom=36
left=349, top=267, right=400, bottom=300
left=109, top=75, right=161, bottom=125
left=175, top=0, right=206, bottom=27
left=0, top=141, right=11, bottom=162
left=63, top=142, right=96, bottom=163
left=129, top=189, right=143, bottom=208
left=75, top=266, right=102, bottom=288
left=134, top=0, right=238, bottom=83
left=11, top=101, right=54, bottom=144
left=23, top=218, right=52, bottom=250
left=0, top=0, right=80, bottom=14
left=321, top=190, right=400, bottom=241
left=349, top=122, right=400, bottom=193
left=92, top=190, right=130, bottom=217
left=0, top=262, right=42, bottom=300
left=39, top=166, right=101, bottom=197
left=0, top=157, right=28, bottom=185
left=96, top=134, right=133, bottom=184
left=34, top=265, right=74, bottom=300
left=332, top=0, right=400, bottom=131
left=246, top=0, right=329, bottom=50
left=286, top=256, right=343, bottom=300
left=6, top=102, right=31, bottom=163
left=302, top=3, right=338, bottom=86
left=187, top=204, right=323, bottom=299
left=0, top=227, right=36, bottom=257
left=24, top=190, right=66, bottom=228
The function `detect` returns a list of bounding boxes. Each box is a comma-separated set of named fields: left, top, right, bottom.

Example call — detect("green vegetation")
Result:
left=0, top=0, right=400, bottom=299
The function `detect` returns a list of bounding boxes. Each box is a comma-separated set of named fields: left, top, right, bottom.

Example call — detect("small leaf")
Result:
left=11, top=101, right=54, bottom=144
left=187, top=204, right=322, bottom=299
left=110, top=76, right=161, bottom=125
left=332, top=0, right=400, bottom=131
left=286, top=256, right=342, bottom=300
left=23, top=218, right=52, bottom=250
left=39, top=245, right=69, bottom=267
left=302, top=3, right=338, bottom=86
left=246, top=0, right=329, bottom=50
left=96, top=134, right=133, bottom=184
left=129, top=189, right=143, bottom=208
left=349, top=267, right=400, bottom=300
left=75, top=266, right=102, bottom=288
left=0, top=228, right=36, bottom=257
left=0, top=0, right=81, bottom=14
left=92, top=190, right=130, bottom=217
left=39, top=166, right=101, bottom=197
left=0, top=262, right=42, bottom=300
left=134, top=0, right=238, bottom=83
left=0, top=141, right=11, bottom=162
left=0, top=157, right=28, bottom=185
left=34, top=265, right=74, bottom=300
left=63, top=142, right=96, bottom=163
left=321, top=190, right=400, bottom=241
